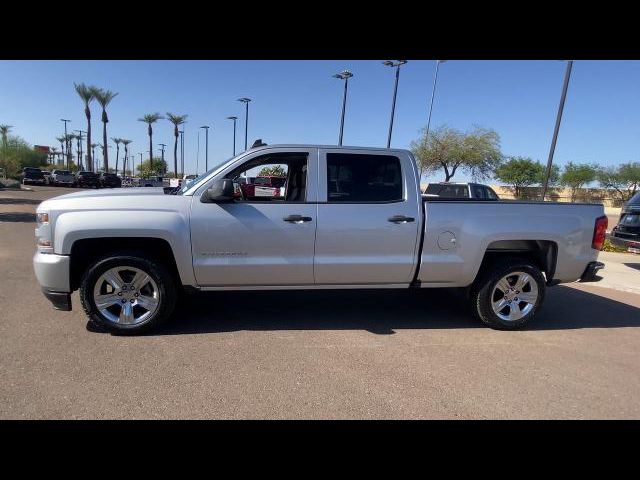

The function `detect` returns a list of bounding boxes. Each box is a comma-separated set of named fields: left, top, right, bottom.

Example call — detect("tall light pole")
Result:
left=237, top=98, right=251, bottom=151
left=61, top=119, right=71, bottom=169
left=541, top=60, right=574, bottom=201
left=180, top=130, right=184, bottom=177
left=425, top=60, right=446, bottom=144
left=196, top=129, right=200, bottom=175
left=200, top=126, right=209, bottom=170
left=333, top=69, right=353, bottom=146
left=383, top=60, right=408, bottom=148
left=139, top=152, right=143, bottom=176
left=227, top=116, right=238, bottom=156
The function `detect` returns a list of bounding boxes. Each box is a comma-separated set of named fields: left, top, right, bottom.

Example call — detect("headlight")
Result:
left=35, top=211, right=53, bottom=253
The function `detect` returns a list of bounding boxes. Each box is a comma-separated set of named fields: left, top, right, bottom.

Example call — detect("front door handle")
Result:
left=283, top=214, right=313, bottom=223
left=388, top=215, right=415, bottom=224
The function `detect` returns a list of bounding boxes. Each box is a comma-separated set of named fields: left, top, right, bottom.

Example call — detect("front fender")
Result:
left=53, top=209, right=196, bottom=286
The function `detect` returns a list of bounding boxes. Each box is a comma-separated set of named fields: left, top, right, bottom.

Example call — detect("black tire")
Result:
left=79, top=252, right=177, bottom=335
left=470, top=257, right=546, bottom=330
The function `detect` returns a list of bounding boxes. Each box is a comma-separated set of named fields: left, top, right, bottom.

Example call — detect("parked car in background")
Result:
left=424, top=182, right=500, bottom=200
left=42, top=170, right=52, bottom=185
left=50, top=169, right=75, bottom=187
left=75, top=171, right=100, bottom=188
left=609, top=191, right=640, bottom=252
left=21, top=167, right=46, bottom=185
left=138, top=176, right=164, bottom=187
left=239, top=175, right=287, bottom=199
left=99, top=173, right=122, bottom=189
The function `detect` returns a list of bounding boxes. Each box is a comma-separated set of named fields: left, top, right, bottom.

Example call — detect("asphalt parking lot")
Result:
left=1, top=185, right=640, bottom=419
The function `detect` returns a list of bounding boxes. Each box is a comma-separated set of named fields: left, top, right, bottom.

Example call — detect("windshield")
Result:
left=628, top=191, right=640, bottom=206
left=175, top=156, right=236, bottom=195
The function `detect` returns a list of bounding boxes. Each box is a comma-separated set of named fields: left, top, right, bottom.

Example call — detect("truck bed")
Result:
left=417, top=199, right=605, bottom=287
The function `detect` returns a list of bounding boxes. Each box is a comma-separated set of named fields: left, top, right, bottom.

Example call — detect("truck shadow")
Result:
left=144, top=285, right=640, bottom=336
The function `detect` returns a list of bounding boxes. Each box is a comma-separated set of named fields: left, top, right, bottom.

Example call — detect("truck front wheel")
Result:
left=471, top=258, right=546, bottom=330
left=79, top=253, right=177, bottom=335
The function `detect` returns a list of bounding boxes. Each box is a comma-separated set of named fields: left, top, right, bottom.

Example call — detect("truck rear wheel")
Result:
left=471, top=257, right=546, bottom=330
left=79, top=253, right=176, bottom=335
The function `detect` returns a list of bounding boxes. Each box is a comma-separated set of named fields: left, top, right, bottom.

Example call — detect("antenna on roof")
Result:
left=251, top=139, right=267, bottom=149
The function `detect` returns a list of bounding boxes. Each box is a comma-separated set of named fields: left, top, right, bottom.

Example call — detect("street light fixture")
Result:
left=541, top=60, right=574, bottom=201
left=333, top=69, right=353, bottom=146
left=227, top=116, right=238, bottom=156
left=382, top=60, right=408, bottom=148
left=237, top=98, right=251, bottom=151
left=200, top=126, right=209, bottom=171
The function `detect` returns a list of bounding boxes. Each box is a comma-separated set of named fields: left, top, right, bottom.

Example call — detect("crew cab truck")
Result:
left=33, top=144, right=607, bottom=334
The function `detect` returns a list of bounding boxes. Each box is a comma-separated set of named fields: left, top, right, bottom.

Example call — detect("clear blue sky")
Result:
left=1, top=60, right=639, bottom=182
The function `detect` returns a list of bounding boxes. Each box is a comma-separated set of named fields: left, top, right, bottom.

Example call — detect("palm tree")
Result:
left=121, top=139, right=132, bottom=177
left=56, top=136, right=66, bottom=164
left=0, top=124, right=12, bottom=148
left=112, top=137, right=122, bottom=176
left=49, top=147, right=58, bottom=165
left=138, top=113, right=164, bottom=171
left=64, top=134, right=76, bottom=169
left=74, top=83, right=96, bottom=171
left=92, top=87, right=118, bottom=172
left=166, top=113, right=188, bottom=177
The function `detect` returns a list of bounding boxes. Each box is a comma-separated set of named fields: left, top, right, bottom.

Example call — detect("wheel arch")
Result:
left=476, top=239, right=558, bottom=286
left=69, top=237, right=183, bottom=292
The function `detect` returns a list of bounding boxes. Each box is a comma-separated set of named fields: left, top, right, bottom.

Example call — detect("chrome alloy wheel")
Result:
left=92, top=266, right=160, bottom=325
left=490, top=271, right=539, bottom=321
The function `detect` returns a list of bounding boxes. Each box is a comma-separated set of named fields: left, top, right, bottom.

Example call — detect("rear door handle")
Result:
left=283, top=214, right=313, bottom=223
left=388, top=215, right=415, bottom=224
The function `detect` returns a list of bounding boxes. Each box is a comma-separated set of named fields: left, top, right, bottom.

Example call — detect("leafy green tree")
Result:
left=0, top=135, right=48, bottom=178
left=92, top=87, right=118, bottom=172
left=138, top=113, right=164, bottom=170
left=166, top=113, right=188, bottom=177
left=411, top=125, right=502, bottom=181
left=74, top=83, right=96, bottom=171
left=598, top=162, right=640, bottom=203
left=560, top=162, right=598, bottom=201
left=138, top=157, right=167, bottom=178
left=258, top=165, right=287, bottom=177
left=494, top=157, right=543, bottom=198
left=536, top=164, right=560, bottom=187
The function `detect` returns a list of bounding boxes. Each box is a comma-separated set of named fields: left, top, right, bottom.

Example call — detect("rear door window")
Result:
left=327, top=153, right=403, bottom=202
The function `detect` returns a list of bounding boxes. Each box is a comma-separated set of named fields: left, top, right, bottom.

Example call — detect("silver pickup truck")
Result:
left=33, top=144, right=607, bottom=334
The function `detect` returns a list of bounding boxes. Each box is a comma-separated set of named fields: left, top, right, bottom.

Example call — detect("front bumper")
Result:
left=579, top=261, right=605, bottom=282
left=33, top=252, right=71, bottom=292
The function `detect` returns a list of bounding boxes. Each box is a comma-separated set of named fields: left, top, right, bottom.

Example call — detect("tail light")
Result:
left=592, top=215, right=608, bottom=250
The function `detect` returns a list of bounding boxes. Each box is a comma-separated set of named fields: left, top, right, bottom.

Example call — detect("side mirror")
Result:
left=201, top=178, right=235, bottom=203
